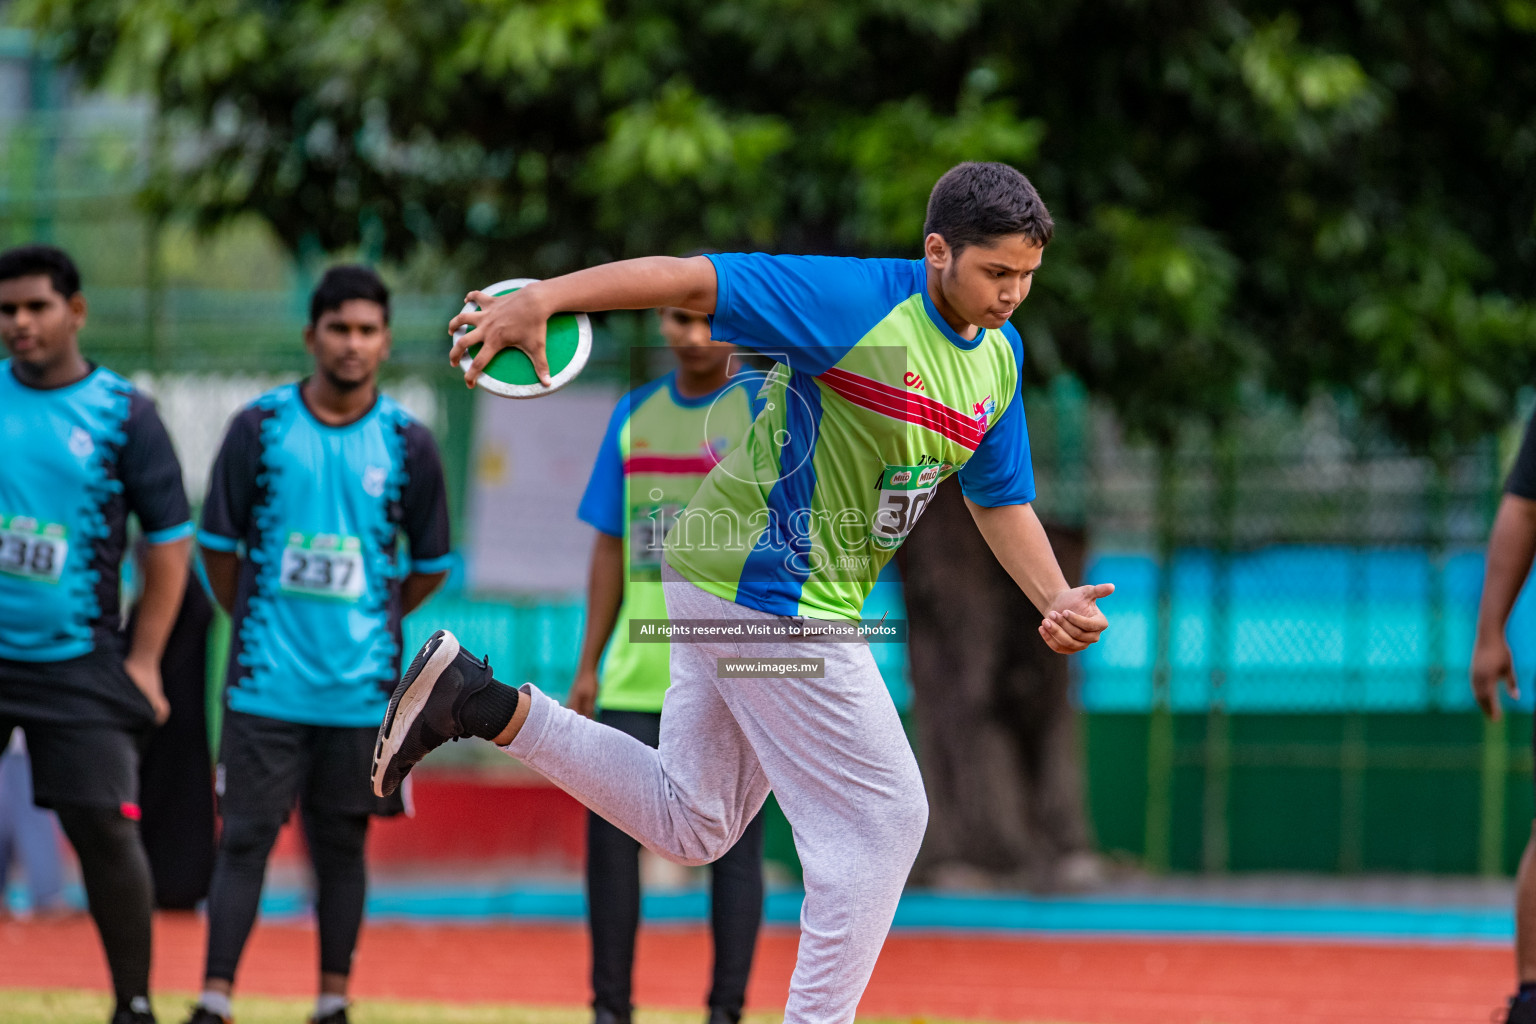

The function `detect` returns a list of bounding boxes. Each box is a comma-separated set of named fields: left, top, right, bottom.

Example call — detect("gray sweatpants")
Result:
left=503, top=564, right=928, bottom=1024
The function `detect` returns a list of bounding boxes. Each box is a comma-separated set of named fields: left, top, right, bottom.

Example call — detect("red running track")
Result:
left=0, top=914, right=1513, bottom=1024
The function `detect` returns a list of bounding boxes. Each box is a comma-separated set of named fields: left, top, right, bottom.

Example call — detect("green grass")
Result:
left=0, top=991, right=1078, bottom=1024
left=4, top=992, right=588, bottom=1024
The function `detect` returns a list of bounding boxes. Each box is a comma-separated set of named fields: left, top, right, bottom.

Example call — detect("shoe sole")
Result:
left=371, top=630, right=461, bottom=798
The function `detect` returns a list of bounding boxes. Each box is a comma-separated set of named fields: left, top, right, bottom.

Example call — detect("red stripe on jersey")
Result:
left=624, top=454, right=720, bottom=475
left=817, top=367, right=984, bottom=451
left=820, top=367, right=983, bottom=441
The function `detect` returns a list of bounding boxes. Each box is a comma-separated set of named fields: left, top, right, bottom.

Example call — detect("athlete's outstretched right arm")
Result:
left=449, top=256, right=718, bottom=388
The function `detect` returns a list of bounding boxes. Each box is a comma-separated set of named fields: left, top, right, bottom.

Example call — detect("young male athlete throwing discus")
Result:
left=374, top=162, right=1114, bottom=1022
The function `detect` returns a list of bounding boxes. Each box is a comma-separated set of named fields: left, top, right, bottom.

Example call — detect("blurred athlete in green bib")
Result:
left=568, top=308, right=766, bottom=1024
left=374, top=162, right=1114, bottom=1024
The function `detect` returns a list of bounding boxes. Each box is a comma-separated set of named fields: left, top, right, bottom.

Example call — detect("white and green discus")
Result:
left=453, top=278, right=592, bottom=399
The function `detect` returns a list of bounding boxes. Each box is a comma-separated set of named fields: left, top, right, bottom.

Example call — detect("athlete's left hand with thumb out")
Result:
left=448, top=284, right=553, bottom=389
left=1038, top=582, right=1115, bottom=654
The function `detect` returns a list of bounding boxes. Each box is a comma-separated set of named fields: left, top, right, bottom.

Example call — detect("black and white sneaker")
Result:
left=372, top=629, right=495, bottom=797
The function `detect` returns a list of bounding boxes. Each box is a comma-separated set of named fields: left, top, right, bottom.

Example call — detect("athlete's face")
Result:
left=305, top=299, right=391, bottom=391
left=926, top=233, right=1043, bottom=331
left=0, top=274, right=86, bottom=375
left=660, top=307, right=734, bottom=377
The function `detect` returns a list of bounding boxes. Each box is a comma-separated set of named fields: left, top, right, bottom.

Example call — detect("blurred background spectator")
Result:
left=0, top=730, right=68, bottom=918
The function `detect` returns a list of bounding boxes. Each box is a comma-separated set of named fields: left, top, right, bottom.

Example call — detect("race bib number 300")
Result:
left=279, top=532, right=366, bottom=601
left=0, top=515, right=68, bottom=584
left=870, top=463, right=948, bottom=551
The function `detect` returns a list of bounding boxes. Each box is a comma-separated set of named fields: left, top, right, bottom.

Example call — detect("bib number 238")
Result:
left=871, top=463, right=947, bottom=550
left=0, top=515, right=68, bottom=584
left=280, top=533, right=365, bottom=601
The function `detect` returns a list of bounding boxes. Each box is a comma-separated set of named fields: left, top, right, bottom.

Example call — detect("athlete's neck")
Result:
left=301, top=374, right=378, bottom=427
left=8, top=348, right=91, bottom=390
left=924, top=265, right=980, bottom=341
left=674, top=364, right=731, bottom=399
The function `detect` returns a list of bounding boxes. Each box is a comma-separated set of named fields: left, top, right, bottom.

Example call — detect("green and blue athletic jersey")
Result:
left=199, top=384, right=451, bottom=728
left=0, top=360, right=192, bottom=664
left=665, top=254, right=1034, bottom=621
left=579, top=369, right=764, bottom=712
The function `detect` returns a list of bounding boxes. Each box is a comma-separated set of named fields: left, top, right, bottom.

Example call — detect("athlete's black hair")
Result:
left=923, top=162, right=1054, bottom=252
left=0, top=244, right=82, bottom=298
left=309, top=265, right=390, bottom=325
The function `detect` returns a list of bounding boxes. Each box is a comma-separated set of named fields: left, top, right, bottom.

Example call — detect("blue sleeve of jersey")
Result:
left=958, top=325, right=1036, bottom=507
left=199, top=407, right=264, bottom=551
left=120, top=393, right=192, bottom=544
left=706, top=253, right=915, bottom=377
left=576, top=394, right=629, bottom=538
left=401, top=421, right=453, bottom=573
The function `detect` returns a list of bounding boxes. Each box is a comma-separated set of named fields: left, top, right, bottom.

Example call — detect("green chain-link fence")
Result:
left=1023, top=387, right=1533, bottom=876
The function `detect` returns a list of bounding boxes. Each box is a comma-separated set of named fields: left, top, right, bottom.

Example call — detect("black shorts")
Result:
left=0, top=719, right=148, bottom=812
left=217, top=709, right=404, bottom=821
left=0, top=648, right=155, bottom=812
left=0, top=645, right=158, bottom=728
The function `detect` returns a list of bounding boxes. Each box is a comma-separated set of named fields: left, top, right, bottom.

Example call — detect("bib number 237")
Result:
left=871, top=463, right=947, bottom=550
left=280, top=533, right=365, bottom=601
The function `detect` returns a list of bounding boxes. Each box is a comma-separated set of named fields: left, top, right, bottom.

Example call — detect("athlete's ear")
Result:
left=923, top=232, right=952, bottom=271
left=302, top=324, right=317, bottom=357
left=67, top=292, right=87, bottom=332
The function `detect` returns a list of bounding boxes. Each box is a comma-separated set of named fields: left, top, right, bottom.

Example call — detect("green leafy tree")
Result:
left=20, top=0, right=1535, bottom=442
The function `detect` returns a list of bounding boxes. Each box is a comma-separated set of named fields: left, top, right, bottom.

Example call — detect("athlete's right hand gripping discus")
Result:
left=452, top=279, right=592, bottom=399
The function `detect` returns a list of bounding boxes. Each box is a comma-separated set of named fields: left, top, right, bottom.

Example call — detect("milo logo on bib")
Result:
left=870, top=462, right=949, bottom=551
left=279, top=532, right=366, bottom=601
left=0, top=514, right=68, bottom=584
